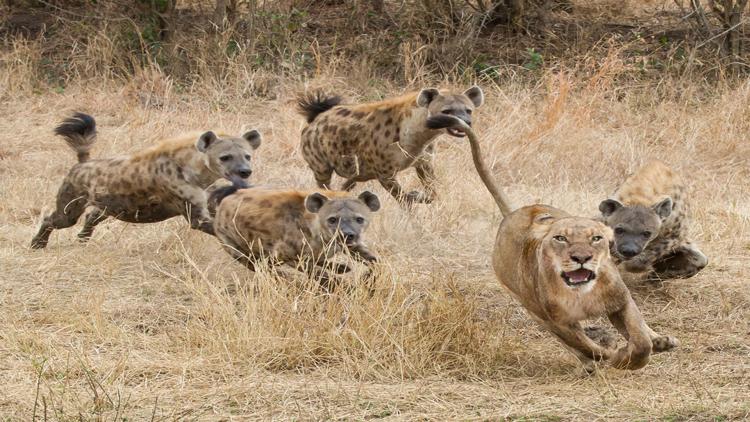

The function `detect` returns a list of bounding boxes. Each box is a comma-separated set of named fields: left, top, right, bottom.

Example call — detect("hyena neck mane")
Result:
left=399, top=106, right=442, bottom=150
left=132, top=134, right=224, bottom=187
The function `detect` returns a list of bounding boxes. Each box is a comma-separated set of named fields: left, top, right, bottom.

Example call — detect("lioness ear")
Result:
left=652, top=197, right=673, bottom=220
left=358, top=191, right=380, bottom=212
left=599, top=199, right=623, bottom=217
left=305, top=192, right=329, bottom=213
left=464, top=85, right=484, bottom=108
left=242, top=129, right=261, bottom=150
left=417, top=88, right=440, bottom=107
left=196, top=131, right=217, bottom=152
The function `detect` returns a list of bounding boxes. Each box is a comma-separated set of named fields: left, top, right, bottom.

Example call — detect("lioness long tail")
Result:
left=426, top=115, right=514, bottom=217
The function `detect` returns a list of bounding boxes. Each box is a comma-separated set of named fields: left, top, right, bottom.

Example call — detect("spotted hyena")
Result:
left=297, top=86, right=484, bottom=205
left=211, top=185, right=380, bottom=284
left=598, top=160, right=708, bottom=280
left=31, top=112, right=261, bottom=248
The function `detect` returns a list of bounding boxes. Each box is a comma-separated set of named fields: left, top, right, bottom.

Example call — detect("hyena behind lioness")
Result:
left=31, top=112, right=261, bottom=248
left=599, top=160, right=708, bottom=280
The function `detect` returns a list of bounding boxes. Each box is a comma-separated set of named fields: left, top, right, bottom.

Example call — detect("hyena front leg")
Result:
left=651, top=242, right=708, bottom=279
left=413, top=149, right=437, bottom=204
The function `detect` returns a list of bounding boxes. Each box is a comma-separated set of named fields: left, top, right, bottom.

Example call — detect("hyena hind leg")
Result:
left=77, top=207, right=108, bottom=241
left=31, top=189, right=87, bottom=249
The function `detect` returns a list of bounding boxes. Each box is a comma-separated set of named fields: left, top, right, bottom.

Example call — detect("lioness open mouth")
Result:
left=446, top=127, right=466, bottom=137
left=561, top=268, right=595, bottom=286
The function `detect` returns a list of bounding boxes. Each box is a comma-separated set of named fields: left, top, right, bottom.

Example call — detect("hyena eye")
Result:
left=552, top=235, right=567, bottom=243
left=219, top=155, right=232, bottom=162
left=355, top=217, right=365, bottom=224
left=614, top=227, right=625, bottom=235
left=244, top=154, right=251, bottom=160
left=642, top=231, right=652, bottom=238
left=327, top=217, right=338, bottom=225
left=466, top=109, right=473, bottom=115
left=591, top=235, right=603, bottom=242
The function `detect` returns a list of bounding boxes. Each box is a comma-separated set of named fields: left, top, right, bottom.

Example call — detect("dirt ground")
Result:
left=0, top=79, right=748, bottom=420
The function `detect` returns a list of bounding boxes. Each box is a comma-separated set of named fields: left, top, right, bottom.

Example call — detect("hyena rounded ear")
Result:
left=599, top=199, right=623, bottom=217
left=242, top=129, right=262, bottom=150
left=305, top=192, right=330, bottom=213
left=464, top=85, right=484, bottom=108
left=652, top=197, right=673, bottom=220
left=358, top=191, right=381, bottom=212
left=195, top=131, right=217, bottom=152
left=417, top=88, right=440, bottom=107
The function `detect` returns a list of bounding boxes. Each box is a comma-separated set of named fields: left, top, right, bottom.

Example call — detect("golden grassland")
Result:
left=1, top=42, right=749, bottom=419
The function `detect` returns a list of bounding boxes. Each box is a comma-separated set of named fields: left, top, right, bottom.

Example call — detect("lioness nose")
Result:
left=238, top=169, right=252, bottom=178
left=570, top=254, right=592, bottom=264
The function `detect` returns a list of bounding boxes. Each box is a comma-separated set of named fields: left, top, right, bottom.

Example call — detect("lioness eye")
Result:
left=219, top=155, right=232, bottom=162
left=553, top=235, right=567, bottom=242
left=327, top=217, right=338, bottom=225
left=592, top=235, right=603, bottom=242
left=642, top=231, right=652, bottom=238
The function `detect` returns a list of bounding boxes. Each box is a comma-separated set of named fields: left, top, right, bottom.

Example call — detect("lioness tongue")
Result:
left=566, top=269, right=590, bottom=283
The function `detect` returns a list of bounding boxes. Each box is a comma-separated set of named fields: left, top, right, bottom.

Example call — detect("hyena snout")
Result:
left=617, top=243, right=642, bottom=259
left=227, top=165, right=252, bottom=187
left=236, top=167, right=252, bottom=179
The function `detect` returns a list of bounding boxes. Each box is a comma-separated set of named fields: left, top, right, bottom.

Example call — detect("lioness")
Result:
left=427, top=115, right=678, bottom=371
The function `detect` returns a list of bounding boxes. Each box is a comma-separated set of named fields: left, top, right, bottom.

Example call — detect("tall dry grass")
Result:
left=1, top=3, right=749, bottom=419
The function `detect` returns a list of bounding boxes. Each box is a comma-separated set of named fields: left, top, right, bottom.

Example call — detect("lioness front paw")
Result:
left=652, top=335, right=679, bottom=353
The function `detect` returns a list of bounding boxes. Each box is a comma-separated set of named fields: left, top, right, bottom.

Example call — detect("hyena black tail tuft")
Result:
left=54, top=112, right=97, bottom=163
left=297, top=92, right=342, bottom=123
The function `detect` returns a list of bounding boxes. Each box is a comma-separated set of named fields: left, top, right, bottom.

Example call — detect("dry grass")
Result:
left=1, top=16, right=750, bottom=420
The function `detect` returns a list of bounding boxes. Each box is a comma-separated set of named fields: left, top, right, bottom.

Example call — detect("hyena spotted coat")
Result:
left=31, top=113, right=261, bottom=248
left=211, top=186, right=380, bottom=283
left=599, top=160, right=708, bottom=280
left=297, top=86, right=484, bottom=205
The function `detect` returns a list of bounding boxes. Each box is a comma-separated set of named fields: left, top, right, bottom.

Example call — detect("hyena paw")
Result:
left=584, top=326, right=618, bottom=349
left=405, top=190, right=432, bottom=204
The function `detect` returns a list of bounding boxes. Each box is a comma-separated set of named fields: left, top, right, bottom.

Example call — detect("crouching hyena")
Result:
left=211, top=186, right=380, bottom=284
left=31, top=112, right=261, bottom=248
left=598, top=160, right=708, bottom=280
left=297, top=86, right=484, bottom=205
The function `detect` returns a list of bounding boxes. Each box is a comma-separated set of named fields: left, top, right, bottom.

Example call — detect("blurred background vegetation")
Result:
left=2, top=0, right=750, bottom=99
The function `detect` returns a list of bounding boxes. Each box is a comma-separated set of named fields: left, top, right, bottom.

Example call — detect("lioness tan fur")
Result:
left=426, top=114, right=678, bottom=371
